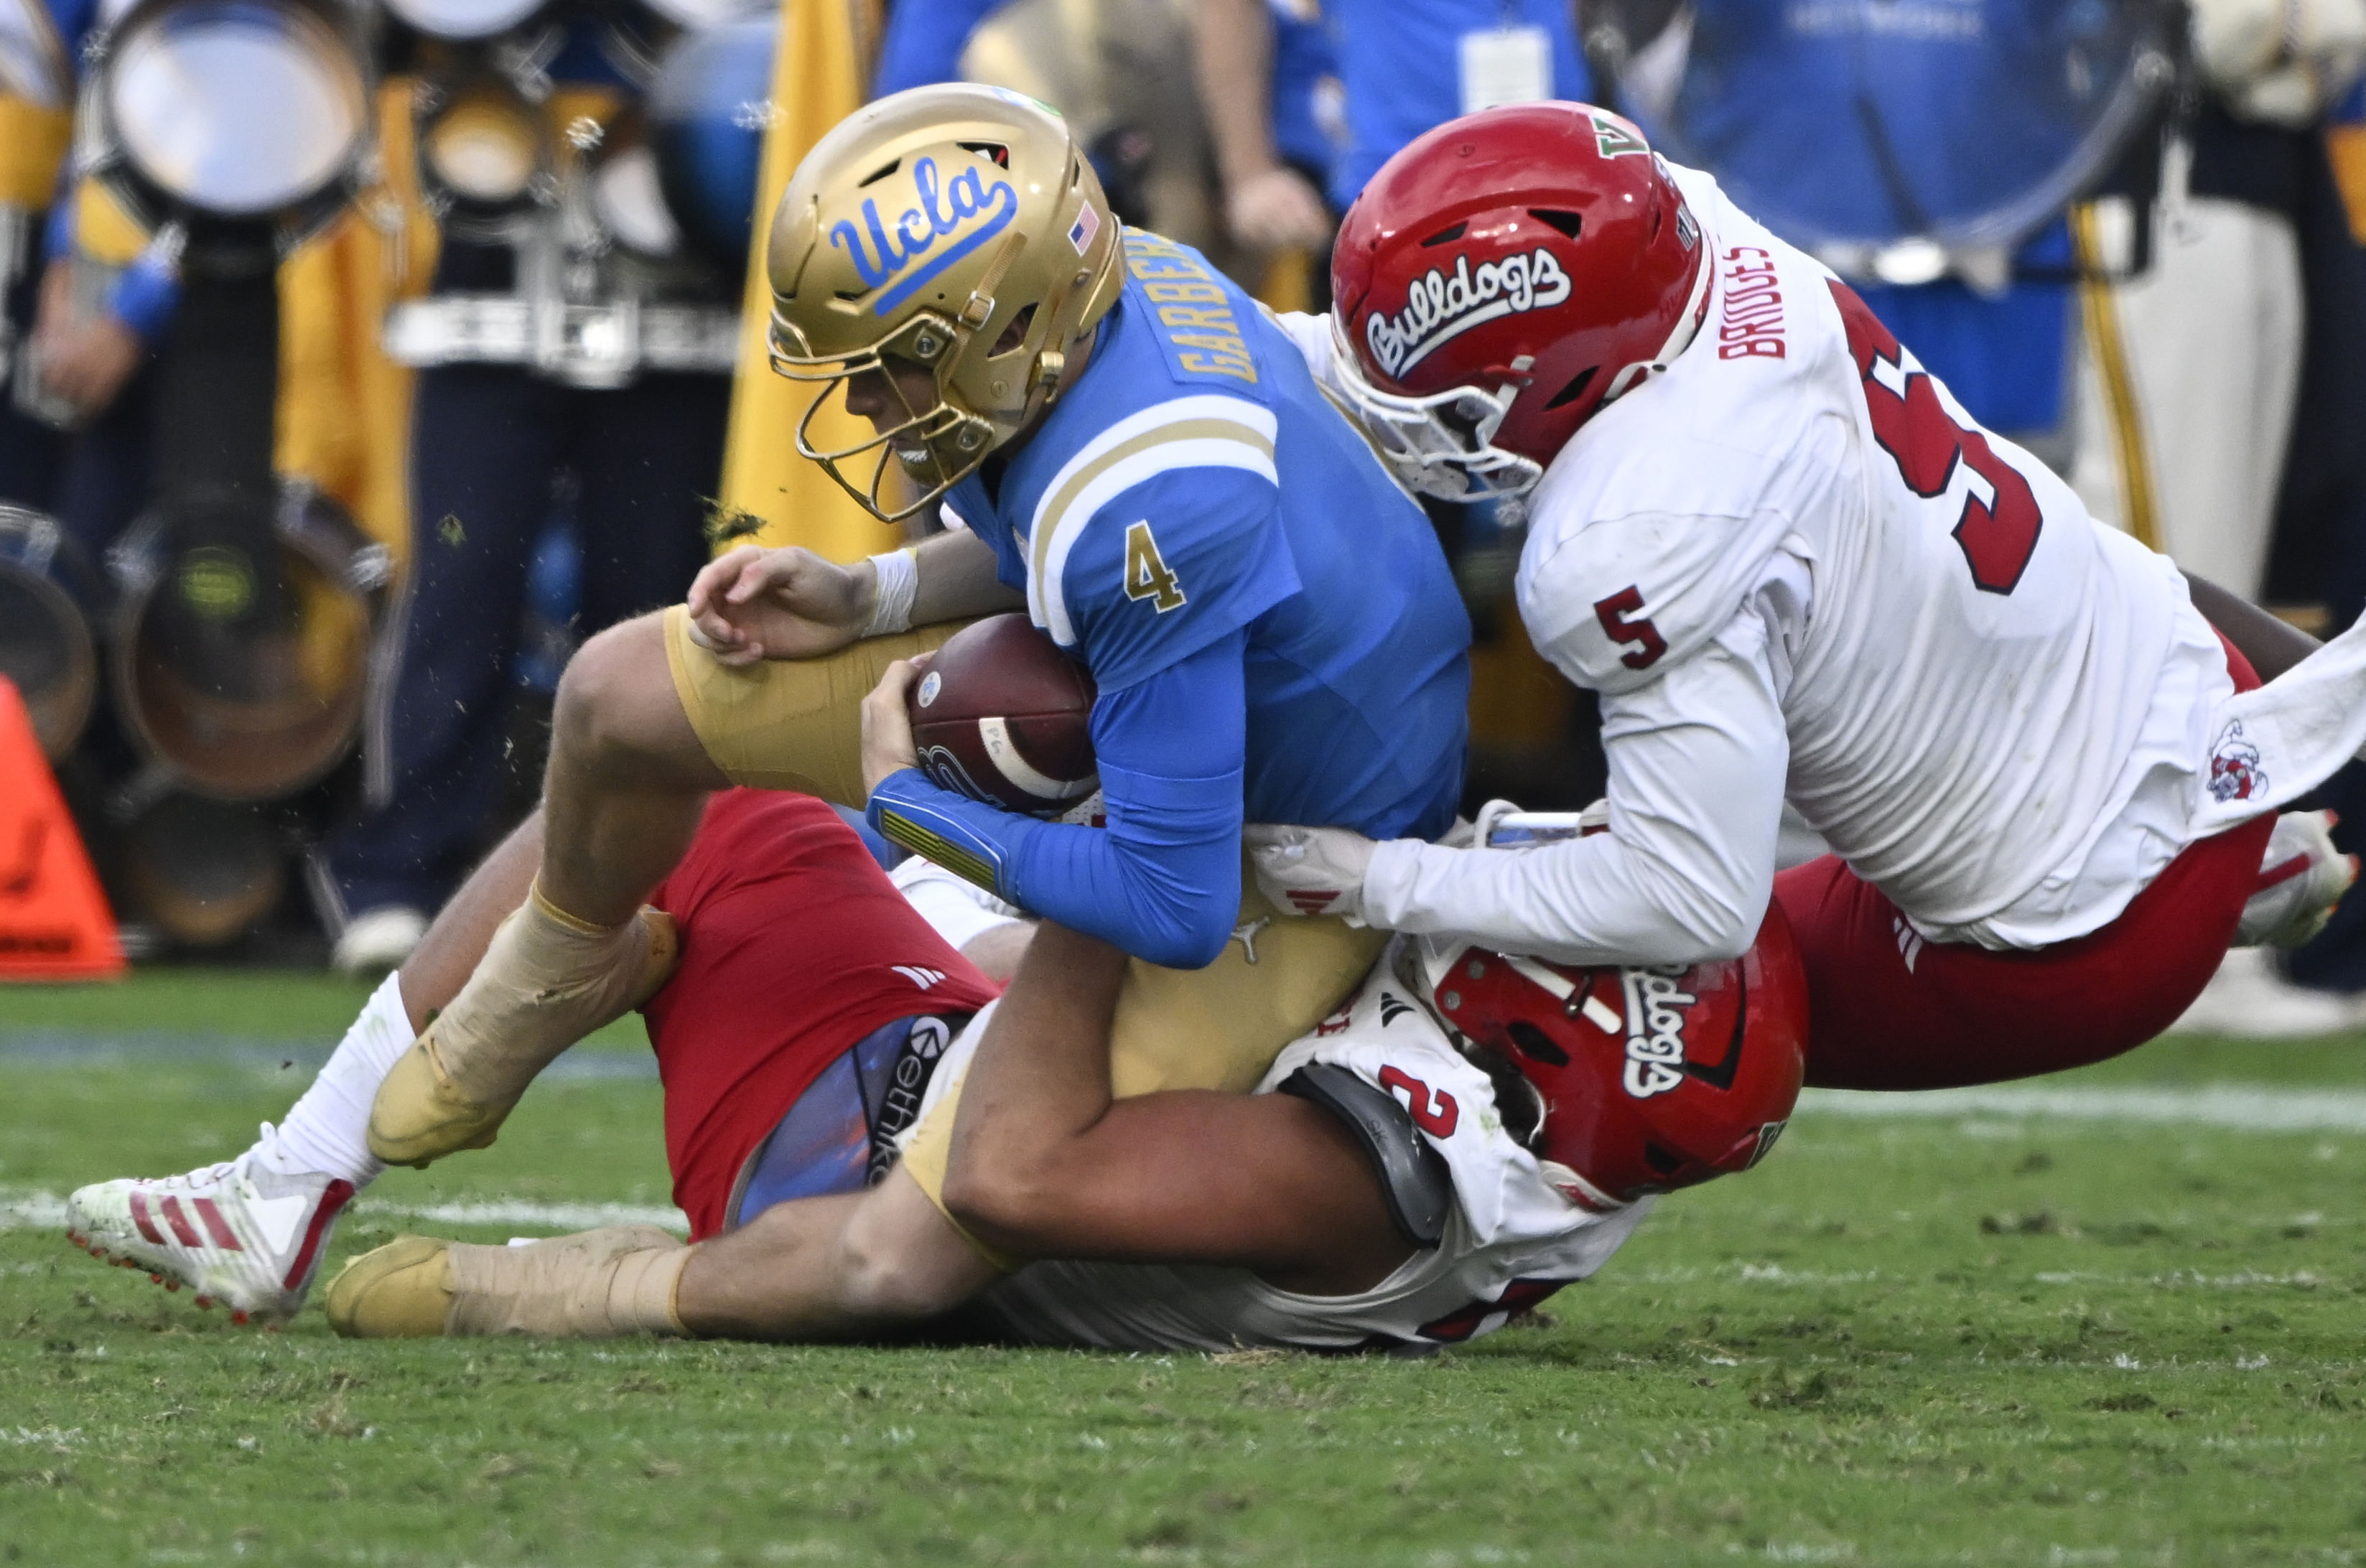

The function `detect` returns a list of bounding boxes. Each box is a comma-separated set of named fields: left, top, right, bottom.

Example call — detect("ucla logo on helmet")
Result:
left=829, top=155, right=1020, bottom=314
left=1365, top=248, right=1571, bottom=380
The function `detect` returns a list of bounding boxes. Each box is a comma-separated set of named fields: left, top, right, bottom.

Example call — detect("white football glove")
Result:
left=1245, top=824, right=1379, bottom=925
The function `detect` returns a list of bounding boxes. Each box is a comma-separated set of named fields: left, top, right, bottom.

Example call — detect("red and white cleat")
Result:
left=2237, top=810, right=2360, bottom=950
left=64, top=1134, right=355, bottom=1324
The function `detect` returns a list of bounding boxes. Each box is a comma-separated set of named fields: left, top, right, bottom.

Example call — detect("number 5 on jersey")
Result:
left=1124, top=521, right=1187, bottom=612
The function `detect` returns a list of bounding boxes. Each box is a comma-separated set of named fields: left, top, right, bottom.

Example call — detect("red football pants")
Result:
left=1779, top=635, right=2270, bottom=1091
left=641, top=790, right=999, bottom=1238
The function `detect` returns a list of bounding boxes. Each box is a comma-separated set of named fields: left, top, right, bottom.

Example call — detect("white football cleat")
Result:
left=65, top=1130, right=356, bottom=1325
left=2237, top=810, right=2359, bottom=950
left=332, top=906, right=429, bottom=976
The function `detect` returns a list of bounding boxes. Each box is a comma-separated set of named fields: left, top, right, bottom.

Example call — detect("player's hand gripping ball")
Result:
left=905, top=614, right=1098, bottom=815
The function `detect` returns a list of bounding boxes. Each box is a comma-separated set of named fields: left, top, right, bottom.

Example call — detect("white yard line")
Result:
left=4, top=1085, right=2359, bottom=1238
left=1799, top=1083, right=2366, bottom=1134
left=0, top=1189, right=685, bottom=1234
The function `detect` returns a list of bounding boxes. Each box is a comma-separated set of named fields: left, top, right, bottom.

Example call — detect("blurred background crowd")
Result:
left=6, top=0, right=2366, bottom=1035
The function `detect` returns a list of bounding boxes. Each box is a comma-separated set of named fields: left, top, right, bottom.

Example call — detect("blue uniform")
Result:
left=317, top=21, right=725, bottom=928
left=1325, top=0, right=1590, bottom=211
left=872, top=0, right=1343, bottom=199
left=1269, top=1, right=1346, bottom=190
left=1624, top=0, right=2113, bottom=434
left=870, top=230, right=1470, bottom=967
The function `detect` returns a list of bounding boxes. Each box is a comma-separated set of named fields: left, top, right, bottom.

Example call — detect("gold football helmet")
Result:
left=767, top=83, right=1125, bottom=522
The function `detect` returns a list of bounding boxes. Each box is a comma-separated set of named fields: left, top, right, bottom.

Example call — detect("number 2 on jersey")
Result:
left=1124, top=521, right=1188, bottom=612
left=1379, top=1065, right=1460, bottom=1137
left=1829, top=281, right=2043, bottom=596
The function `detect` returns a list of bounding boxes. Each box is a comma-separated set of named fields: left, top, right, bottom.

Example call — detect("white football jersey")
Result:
left=974, top=941, right=1650, bottom=1352
left=1307, top=166, right=2250, bottom=958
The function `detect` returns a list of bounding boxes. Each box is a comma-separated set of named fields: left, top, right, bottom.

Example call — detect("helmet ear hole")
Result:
left=1459, top=1043, right=1547, bottom=1149
left=1505, top=1019, right=1569, bottom=1068
left=1643, top=1142, right=1685, bottom=1177
left=989, top=303, right=1038, bottom=357
left=1543, top=366, right=1598, bottom=411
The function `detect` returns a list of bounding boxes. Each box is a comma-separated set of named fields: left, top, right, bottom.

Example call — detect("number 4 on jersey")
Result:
left=1123, top=521, right=1187, bottom=612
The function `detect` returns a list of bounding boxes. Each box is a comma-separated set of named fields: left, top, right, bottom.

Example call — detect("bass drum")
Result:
left=0, top=505, right=98, bottom=760
left=647, top=14, right=777, bottom=272
left=1588, top=0, right=2178, bottom=280
left=109, top=481, right=388, bottom=803
left=119, top=791, right=284, bottom=948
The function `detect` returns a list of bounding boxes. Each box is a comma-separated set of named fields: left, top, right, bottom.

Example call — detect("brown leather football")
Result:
left=907, top=614, right=1098, bottom=816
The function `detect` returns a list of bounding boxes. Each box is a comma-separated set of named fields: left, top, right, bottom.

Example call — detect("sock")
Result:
left=257, top=971, right=413, bottom=1186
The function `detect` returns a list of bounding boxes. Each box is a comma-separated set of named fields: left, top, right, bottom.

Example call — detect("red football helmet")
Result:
left=1422, top=906, right=1808, bottom=1210
left=1330, top=102, right=1709, bottom=503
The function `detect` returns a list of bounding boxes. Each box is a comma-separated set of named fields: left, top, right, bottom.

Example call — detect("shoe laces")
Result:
left=155, top=1126, right=279, bottom=1196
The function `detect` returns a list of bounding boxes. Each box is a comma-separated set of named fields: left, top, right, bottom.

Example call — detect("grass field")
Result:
left=4, top=972, right=2365, bottom=1567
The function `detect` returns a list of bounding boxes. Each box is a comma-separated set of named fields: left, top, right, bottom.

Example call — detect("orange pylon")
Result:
left=0, top=675, right=124, bottom=980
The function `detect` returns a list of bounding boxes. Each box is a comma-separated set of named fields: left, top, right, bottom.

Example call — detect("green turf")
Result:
left=4, top=975, right=2365, bottom=1565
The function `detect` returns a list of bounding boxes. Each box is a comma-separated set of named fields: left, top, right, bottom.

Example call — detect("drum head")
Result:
left=1593, top=0, right=2176, bottom=267
left=106, top=0, right=368, bottom=215
left=637, top=0, right=769, bottom=29
left=113, top=530, right=373, bottom=802
left=385, top=0, right=544, bottom=41
left=423, top=85, right=542, bottom=205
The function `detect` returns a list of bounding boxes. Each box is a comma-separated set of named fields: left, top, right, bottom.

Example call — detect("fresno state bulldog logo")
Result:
left=2209, top=721, right=2268, bottom=805
left=1364, top=248, right=1572, bottom=379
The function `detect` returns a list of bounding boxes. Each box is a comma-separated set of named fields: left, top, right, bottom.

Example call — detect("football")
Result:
left=907, top=613, right=1098, bottom=815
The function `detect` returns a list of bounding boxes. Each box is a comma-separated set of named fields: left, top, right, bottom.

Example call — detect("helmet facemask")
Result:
left=771, top=307, right=1005, bottom=524
left=1328, top=314, right=1543, bottom=505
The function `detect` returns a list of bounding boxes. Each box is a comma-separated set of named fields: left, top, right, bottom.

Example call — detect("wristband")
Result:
left=862, top=546, right=919, bottom=638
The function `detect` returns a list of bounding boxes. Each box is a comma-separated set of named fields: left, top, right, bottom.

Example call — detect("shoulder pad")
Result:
left=1518, top=508, right=1763, bottom=695
left=1279, top=1062, right=1452, bottom=1249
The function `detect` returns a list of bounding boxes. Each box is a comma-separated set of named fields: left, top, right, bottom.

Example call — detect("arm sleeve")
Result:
left=1359, top=619, right=1791, bottom=967
left=106, top=248, right=179, bottom=342
left=871, top=0, right=1004, bottom=94
left=42, top=197, right=73, bottom=262
left=42, top=192, right=180, bottom=340
left=867, top=630, right=1249, bottom=969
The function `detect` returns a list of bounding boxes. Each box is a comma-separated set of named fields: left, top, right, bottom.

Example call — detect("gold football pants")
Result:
left=661, top=607, right=1384, bottom=1246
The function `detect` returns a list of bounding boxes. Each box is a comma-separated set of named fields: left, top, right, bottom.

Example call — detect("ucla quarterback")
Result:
left=359, top=83, right=1471, bottom=1236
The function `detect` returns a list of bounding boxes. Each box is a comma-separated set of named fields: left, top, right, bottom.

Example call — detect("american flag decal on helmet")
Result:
left=1068, top=205, right=1099, bottom=254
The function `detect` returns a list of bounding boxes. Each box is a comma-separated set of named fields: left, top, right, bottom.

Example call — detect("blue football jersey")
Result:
left=943, top=229, right=1470, bottom=841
